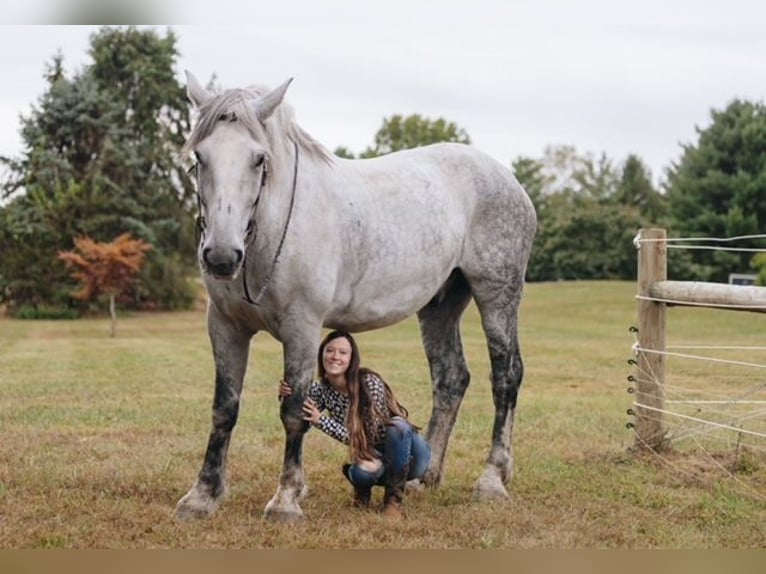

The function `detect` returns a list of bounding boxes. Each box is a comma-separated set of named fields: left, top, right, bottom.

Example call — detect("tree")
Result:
left=511, top=156, right=550, bottom=212
left=614, top=154, right=665, bottom=223
left=751, top=253, right=766, bottom=286
left=359, top=114, right=471, bottom=158
left=333, top=146, right=356, bottom=159
left=0, top=26, right=196, bottom=314
left=59, top=233, right=151, bottom=336
left=541, top=195, right=642, bottom=280
left=666, top=99, right=766, bottom=281
left=513, top=146, right=653, bottom=282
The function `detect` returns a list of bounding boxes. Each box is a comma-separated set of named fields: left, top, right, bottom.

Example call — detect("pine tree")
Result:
left=0, top=26, right=196, bottom=314
left=666, top=99, right=766, bottom=281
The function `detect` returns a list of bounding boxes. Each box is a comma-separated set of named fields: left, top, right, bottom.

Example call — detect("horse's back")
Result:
left=357, top=142, right=535, bottom=241
left=377, top=143, right=537, bottom=278
left=336, top=142, right=533, bottom=214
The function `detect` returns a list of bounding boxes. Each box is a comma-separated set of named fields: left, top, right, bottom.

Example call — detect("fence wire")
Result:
left=627, top=231, right=766, bottom=498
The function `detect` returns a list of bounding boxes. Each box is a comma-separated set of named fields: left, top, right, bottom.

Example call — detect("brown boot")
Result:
left=381, top=496, right=402, bottom=519
left=381, top=462, right=408, bottom=519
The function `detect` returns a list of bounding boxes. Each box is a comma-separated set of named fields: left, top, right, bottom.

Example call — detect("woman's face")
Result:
left=322, top=336, right=353, bottom=379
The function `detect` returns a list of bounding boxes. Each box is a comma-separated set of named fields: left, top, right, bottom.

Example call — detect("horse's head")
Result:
left=184, top=71, right=292, bottom=280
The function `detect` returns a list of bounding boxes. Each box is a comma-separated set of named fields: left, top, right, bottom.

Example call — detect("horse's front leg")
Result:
left=175, top=311, right=251, bottom=521
left=263, top=329, right=318, bottom=521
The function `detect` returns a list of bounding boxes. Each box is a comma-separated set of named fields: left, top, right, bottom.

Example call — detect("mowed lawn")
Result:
left=0, top=280, right=764, bottom=548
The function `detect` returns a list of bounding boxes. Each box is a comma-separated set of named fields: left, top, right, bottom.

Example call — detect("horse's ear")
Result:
left=252, top=78, right=293, bottom=121
left=185, top=70, right=213, bottom=108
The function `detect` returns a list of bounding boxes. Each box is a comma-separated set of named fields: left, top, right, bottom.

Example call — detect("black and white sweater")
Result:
left=308, top=371, right=389, bottom=448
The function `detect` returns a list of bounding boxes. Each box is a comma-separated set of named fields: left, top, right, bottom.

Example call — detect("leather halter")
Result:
left=241, top=140, right=299, bottom=306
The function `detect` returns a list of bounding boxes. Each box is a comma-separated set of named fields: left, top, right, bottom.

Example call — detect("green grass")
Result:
left=0, top=281, right=764, bottom=548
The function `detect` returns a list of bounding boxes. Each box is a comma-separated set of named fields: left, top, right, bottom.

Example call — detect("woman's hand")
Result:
left=301, top=398, right=321, bottom=424
left=277, top=379, right=292, bottom=400
left=279, top=381, right=320, bottom=424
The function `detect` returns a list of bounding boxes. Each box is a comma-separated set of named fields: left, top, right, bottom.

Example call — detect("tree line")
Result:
left=2, top=26, right=766, bottom=318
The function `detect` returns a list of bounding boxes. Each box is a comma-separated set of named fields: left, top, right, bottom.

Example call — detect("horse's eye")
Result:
left=186, top=163, right=198, bottom=176
left=194, top=151, right=204, bottom=166
left=253, top=154, right=265, bottom=169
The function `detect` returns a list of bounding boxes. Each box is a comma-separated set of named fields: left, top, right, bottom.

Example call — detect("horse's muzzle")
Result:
left=201, top=246, right=244, bottom=279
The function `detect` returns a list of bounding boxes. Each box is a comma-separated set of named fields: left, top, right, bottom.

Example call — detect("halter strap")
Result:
left=242, top=140, right=299, bottom=306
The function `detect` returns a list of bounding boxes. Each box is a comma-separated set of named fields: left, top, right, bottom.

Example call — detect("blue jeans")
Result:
left=347, top=417, right=431, bottom=488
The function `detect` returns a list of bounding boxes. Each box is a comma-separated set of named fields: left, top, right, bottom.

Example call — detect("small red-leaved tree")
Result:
left=58, top=233, right=152, bottom=337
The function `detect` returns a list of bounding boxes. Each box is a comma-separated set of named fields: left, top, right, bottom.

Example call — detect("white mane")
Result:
left=182, top=85, right=333, bottom=167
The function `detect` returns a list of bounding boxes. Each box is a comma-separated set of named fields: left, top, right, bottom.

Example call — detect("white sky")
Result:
left=1, top=1, right=765, bottom=184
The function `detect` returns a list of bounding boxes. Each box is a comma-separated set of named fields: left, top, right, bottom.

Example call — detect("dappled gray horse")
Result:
left=175, top=71, right=537, bottom=521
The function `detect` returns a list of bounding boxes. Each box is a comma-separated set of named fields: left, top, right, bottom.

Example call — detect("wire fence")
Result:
left=628, top=231, right=766, bottom=499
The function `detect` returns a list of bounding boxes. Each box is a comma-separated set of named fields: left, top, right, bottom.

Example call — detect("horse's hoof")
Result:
left=474, top=475, right=510, bottom=501
left=263, top=507, right=304, bottom=522
left=263, top=484, right=305, bottom=521
left=263, top=498, right=304, bottom=522
left=175, top=488, right=219, bottom=521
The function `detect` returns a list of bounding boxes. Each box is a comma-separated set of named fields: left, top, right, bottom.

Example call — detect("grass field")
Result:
left=0, top=280, right=764, bottom=548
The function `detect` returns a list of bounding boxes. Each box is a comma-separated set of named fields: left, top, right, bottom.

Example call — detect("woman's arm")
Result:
left=314, top=412, right=350, bottom=444
left=304, top=383, right=350, bottom=444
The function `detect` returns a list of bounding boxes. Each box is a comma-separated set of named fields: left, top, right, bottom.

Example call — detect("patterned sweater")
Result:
left=308, top=371, right=389, bottom=448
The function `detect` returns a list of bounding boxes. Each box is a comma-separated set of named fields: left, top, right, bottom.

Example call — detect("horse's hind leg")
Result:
left=472, top=275, right=526, bottom=500
left=176, top=309, right=250, bottom=520
left=417, top=271, right=473, bottom=487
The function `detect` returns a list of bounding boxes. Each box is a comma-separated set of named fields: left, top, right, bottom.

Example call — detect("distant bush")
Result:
left=14, top=306, right=81, bottom=320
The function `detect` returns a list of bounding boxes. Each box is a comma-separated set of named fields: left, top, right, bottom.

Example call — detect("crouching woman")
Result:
left=278, top=330, right=431, bottom=518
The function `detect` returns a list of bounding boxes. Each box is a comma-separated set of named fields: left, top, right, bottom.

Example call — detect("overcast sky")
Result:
left=1, top=1, right=765, bottom=184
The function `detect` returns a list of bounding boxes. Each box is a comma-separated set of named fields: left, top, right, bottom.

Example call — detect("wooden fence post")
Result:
left=634, top=228, right=667, bottom=450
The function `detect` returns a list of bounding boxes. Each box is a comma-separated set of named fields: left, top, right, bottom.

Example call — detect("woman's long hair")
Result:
left=317, top=330, right=410, bottom=462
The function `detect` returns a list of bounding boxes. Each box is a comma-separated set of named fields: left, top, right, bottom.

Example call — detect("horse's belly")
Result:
left=325, top=312, right=413, bottom=332
left=327, top=303, right=417, bottom=331
left=326, top=273, right=446, bottom=332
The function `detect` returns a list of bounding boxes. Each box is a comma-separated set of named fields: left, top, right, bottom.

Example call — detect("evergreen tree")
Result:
left=614, top=154, right=665, bottom=224
left=0, top=26, right=196, bottom=314
left=666, top=99, right=766, bottom=281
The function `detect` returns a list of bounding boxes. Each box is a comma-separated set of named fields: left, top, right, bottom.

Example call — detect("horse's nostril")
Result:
left=234, top=249, right=243, bottom=264
left=202, top=247, right=212, bottom=264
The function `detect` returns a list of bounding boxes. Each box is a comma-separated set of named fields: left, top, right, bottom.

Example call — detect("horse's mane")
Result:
left=182, top=85, right=333, bottom=168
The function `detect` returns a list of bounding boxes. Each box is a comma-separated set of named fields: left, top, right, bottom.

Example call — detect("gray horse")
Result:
left=175, top=72, right=537, bottom=521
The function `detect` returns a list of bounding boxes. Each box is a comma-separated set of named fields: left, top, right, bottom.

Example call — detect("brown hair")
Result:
left=317, top=330, right=410, bottom=462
